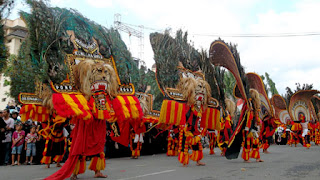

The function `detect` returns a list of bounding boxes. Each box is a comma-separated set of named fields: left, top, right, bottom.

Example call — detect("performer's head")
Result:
left=194, top=79, right=211, bottom=109
left=138, top=94, right=150, bottom=115
left=74, top=60, right=119, bottom=99
left=249, top=88, right=261, bottom=112
left=39, top=83, right=54, bottom=111
left=177, top=77, right=211, bottom=110
left=225, top=98, right=236, bottom=118
left=299, top=112, right=306, bottom=122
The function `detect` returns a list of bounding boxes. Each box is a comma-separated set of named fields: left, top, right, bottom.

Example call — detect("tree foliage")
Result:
left=261, top=72, right=278, bottom=97
left=0, top=0, right=15, bottom=73
left=223, top=71, right=236, bottom=99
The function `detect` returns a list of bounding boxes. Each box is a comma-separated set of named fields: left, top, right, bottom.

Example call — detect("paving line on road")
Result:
left=117, top=169, right=176, bottom=180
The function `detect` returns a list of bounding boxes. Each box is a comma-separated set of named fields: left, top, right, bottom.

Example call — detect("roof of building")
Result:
left=6, top=29, right=28, bottom=39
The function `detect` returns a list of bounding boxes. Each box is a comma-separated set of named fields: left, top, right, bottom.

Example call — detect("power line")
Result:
left=191, top=32, right=320, bottom=38
left=112, top=13, right=320, bottom=38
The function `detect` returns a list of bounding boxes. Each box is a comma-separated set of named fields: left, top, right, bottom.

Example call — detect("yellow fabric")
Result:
left=127, top=96, right=139, bottom=119
left=159, top=100, right=168, bottom=124
left=169, top=101, right=176, bottom=124
left=116, top=96, right=131, bottom=119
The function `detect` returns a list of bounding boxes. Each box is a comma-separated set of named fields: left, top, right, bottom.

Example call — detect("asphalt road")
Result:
left=0, top=143, right=319, bottom=180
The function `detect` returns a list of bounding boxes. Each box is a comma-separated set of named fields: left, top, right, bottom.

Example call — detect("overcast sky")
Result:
left=9, top=0, right=320, bottom=96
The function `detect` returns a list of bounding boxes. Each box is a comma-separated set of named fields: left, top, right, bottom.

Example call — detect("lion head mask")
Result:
left=73, top=60, right=119, bottom=99
left=176, top=77, right=211, bottom=110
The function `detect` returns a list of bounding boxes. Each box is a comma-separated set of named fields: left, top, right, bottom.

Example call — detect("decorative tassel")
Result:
left=178, top=125, right=190, bottom=165
left=159, top=100, right=187, bottom=126
left=167, top=136, right=174, bottom=156
left=174, top=139, right=179, bottom=156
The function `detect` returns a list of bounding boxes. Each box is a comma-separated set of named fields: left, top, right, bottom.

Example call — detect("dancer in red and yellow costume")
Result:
left=207, top=130, right=217, bottom=155
left=130, top=131, right=144, bottom=159
left=167, top=127, right=179, bottom=156
left=290, top=120, right=302, bottom=147
left=218, top=99, right=235, bottom=156
left=315, top=119, right=320, bottom=145
left=157, top=70, right=220, bottom=167
left=240, top=89, right=264, bottom=163
left=49, top=60, right=119, bottom=179
left=177, top=77, right=211, bottom=166
left=40, top=115, right=68, bottom=168
left=261, top=117, right=277, bottom=153
left=300, top=113, right=311, bottom=149
left=210, top=40, right=263, bottom=162
left=287, top=90, right=320, bottom=149
left=20, top=60, right=118, bottom=179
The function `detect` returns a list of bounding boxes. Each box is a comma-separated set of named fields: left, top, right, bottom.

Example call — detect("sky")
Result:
left=9, top=0, right=320, bottom=96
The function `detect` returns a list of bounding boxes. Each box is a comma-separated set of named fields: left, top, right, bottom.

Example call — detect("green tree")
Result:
left=136, top=66, right=163, bottom=110
left=265, top=72, right=278, bottom=95
left=0, top=0, right=15, bottom=73
left=223, top=71, right=235, bottom=99
left=6, top=39, right=37, bottom=100
left=0, top=13, right=8, bottom=73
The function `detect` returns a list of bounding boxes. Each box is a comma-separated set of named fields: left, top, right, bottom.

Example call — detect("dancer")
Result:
left=40, top=116, right=67, bottom=168
left=207, top=130, right=217, bottom=155
left=218, top=99, right=235, bottom=156
left=177, top=78, right=211, bottom=166
left=241, top=89, right=264, bottom=163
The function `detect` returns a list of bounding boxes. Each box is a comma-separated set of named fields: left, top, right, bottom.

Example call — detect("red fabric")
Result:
left=19, top=104, right=34, bottom=114
left=52, top=93, right=76, bottom=118
left=44, top=156, right=78, bottom=180
left=110, top=95, right=144, bottom=147
left=45, top=117, right=106, bottom=179
left=265, top=126, right=276, bottom=137
left=110, top=120, right=130, bottom=147
left=133, top=122, right=146, bottom=134
left=112, top=95, right=144, bottom=123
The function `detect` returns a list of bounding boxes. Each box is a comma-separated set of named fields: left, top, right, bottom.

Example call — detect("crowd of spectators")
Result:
left=0, top=105, right=46, bottom=166
left=0, top=102, right=168, bottom=167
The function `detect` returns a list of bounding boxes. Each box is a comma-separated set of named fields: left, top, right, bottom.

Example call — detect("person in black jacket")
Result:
left=0, top=112, right=7, bottom=165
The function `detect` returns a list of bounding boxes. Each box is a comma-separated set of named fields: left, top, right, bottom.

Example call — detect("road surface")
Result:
left=0, top=143, right=319, bottom=180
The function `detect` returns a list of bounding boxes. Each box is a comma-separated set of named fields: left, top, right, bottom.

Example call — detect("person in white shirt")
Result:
left=1, top=109, right=15, bottom=165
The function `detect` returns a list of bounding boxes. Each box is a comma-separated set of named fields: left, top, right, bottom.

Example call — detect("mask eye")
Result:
left=98, top=69, right=102, bottom=73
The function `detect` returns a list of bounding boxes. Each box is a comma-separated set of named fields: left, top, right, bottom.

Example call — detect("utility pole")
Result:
left=114, top=13, right=145, bottom=67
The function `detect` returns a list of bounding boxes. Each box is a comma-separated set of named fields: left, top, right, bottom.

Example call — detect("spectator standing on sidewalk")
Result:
left=1, top=109, right=14, bottom=165
left=11, top=123, right=25, bottom=165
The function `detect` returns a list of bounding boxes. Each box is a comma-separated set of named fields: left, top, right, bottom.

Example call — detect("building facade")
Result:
left=0, top=18, right=28, bottom=109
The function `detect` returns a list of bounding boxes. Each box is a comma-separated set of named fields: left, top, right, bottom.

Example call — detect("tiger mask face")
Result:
left=177, top=77, right=211, bottom=110
left=73, top=60, right=119, bottom=99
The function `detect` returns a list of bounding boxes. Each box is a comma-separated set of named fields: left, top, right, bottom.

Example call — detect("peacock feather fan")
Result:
left=9, top=0, right=140, bottom=102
